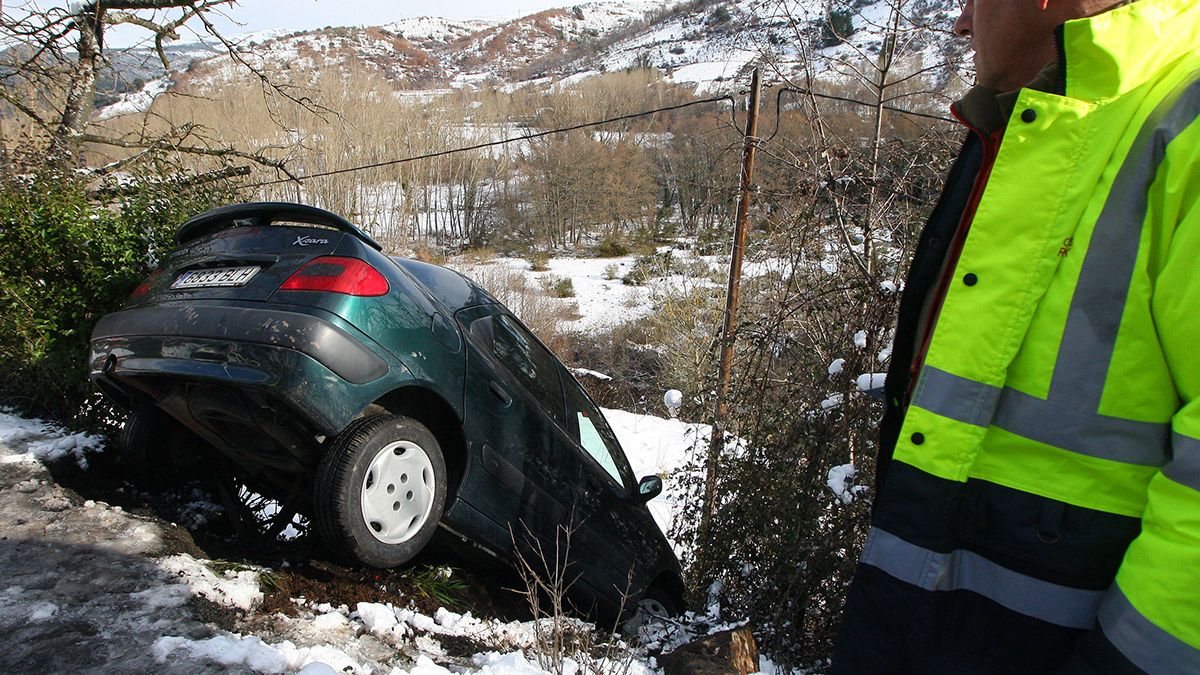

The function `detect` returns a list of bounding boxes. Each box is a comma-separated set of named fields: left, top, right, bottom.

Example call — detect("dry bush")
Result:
left=511, top=517, right=639, bottom=675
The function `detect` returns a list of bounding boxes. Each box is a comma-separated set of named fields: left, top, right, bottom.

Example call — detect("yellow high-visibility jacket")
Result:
left=835, top=0, right=1200, bottom=671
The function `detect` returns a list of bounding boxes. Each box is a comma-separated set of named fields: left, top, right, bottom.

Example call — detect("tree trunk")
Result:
left=52, top=9, right=104, bottom=163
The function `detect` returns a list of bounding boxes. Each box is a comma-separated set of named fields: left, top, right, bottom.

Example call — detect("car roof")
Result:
left=389, top=257, right=499, bottom=312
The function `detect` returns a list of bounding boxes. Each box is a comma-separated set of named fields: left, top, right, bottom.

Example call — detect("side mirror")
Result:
left=636, top=475, right=663, bottom=503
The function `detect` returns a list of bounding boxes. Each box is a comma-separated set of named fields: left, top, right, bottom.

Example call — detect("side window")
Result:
left=566, top=379, right=631, bottom=488
left=471, top=313, right=567, bottom=427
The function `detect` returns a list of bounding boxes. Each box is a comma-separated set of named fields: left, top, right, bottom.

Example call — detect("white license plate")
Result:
left=171, top=266, right=260, bottom=289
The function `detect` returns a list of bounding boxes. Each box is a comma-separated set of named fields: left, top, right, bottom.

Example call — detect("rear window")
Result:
left=391, top=258, right=495, bottom=311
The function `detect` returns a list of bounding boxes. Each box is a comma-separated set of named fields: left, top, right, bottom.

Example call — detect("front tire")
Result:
left=623, top=587, right=680, bottom=635
left=312, top=414, right=447, bottom=567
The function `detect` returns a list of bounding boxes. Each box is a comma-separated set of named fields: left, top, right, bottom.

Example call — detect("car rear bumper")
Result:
left=92, top=304, right=388, bottom=384
left=88, top=302, right=396, bottom=436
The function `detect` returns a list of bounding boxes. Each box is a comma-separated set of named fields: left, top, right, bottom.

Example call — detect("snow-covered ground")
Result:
left=449, top=246, right=729, bottom=335
left=0, top=404, right=796, bottom=673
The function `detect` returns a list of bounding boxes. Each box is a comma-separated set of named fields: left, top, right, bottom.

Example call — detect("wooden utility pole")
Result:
left=700, top=67, right=762, bottom=535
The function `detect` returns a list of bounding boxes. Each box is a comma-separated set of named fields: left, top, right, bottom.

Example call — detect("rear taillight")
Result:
left=130, top=269, right=163, bottom=298
left=278, top=256, right=389, bottom=296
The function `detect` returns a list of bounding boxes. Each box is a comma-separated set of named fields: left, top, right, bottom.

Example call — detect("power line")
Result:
left=763, top=86, right=954, bottom=142
left=243, top=94, right=737, bottom=190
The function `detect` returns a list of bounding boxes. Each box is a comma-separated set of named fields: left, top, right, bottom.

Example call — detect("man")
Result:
left=832, top=0, right=1200, bottom=672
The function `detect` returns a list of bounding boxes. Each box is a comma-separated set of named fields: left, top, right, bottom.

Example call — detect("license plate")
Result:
left=170, top=266, right=260, bottom=289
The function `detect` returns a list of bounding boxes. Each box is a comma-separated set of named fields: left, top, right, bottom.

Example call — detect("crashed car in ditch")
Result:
left=88, top=202, right=684, bottom=623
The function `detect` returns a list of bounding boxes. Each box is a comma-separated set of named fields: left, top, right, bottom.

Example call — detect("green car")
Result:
left=89, top=202, right=684, bottom=623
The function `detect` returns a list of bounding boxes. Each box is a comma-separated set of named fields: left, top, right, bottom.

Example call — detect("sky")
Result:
left=8, top=1, right=574, bottom=48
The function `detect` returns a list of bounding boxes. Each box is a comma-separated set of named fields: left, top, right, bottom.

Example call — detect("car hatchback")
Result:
left=89, top=202, right=684, bottom=622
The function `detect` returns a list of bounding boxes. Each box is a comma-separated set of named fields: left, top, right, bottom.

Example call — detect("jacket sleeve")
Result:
left=1064, top=148, right=1200, bottom=674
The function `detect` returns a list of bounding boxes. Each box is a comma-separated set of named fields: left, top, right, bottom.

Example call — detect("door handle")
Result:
left=489, top=381, right=512, bottom=406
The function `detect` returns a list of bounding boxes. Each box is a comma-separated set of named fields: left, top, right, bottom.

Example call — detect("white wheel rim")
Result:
left=360, top=440, right=436, bottom=544
left=639, top=598, right=669, bottom=618
left=625, top=596, right=670, bottom=634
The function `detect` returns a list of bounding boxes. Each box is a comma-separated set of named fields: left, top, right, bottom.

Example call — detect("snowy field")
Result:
left=0, top=405, right=795, bottom=673
left=448, top=246, right=727, bottom=335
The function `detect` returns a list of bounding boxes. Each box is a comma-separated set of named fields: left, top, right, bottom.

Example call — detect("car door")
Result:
left=456, top=307, right=579, bottom=562
left=561, top=374, right=661, bottom=613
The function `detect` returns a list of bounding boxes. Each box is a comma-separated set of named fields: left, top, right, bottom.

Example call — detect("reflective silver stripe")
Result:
left=993, top=387, right=1170, bottom=466
left=1050, top=73, right=1200, bottom=407
left=1164, top=432, right=1200, bottom=491
left=910, top=368, right=1170, bottom=466
left=1100, top=584, right=1200, bottom=673
left=861, top=527, right=1104, bottom=629
left=912, top=366, right=1002, bottom=427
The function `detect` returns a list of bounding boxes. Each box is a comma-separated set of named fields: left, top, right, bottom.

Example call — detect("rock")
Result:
left=659, top=627, right=759, bottom=675
left=14, top=480, right=39, bottom=494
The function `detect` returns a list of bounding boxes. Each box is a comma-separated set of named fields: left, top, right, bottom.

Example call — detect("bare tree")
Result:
left=1, top=0, right=316, bottom=176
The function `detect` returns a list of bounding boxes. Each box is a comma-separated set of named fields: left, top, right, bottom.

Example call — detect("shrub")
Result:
left=528, top=250, right=551, bottom=272
left=541, top=275, right=576, bottom=298
left=593, top=236, right=629, bottom=258
left=413, top=243, right=446, bottom=264
left=603, top=263, right=620, bottom=281
left=622, top=251, right=680, bottom=286
left=819, top=9, right=855, bottom=48
left=0, top=169, right=236, bottom=430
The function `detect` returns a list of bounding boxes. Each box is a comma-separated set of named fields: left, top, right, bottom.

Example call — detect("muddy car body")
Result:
left=88, top=202, right=684, bottom=621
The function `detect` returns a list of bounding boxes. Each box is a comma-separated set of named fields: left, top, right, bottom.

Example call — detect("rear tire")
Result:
left=312, top=414, right=447, bottom=568
left=118, top=406, right=182, bottom=488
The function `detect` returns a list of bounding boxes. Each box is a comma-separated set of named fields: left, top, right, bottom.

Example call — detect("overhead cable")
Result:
left=244, top=94, right=738, bottom=189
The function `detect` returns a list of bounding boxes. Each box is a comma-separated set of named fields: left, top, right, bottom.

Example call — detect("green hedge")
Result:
left=0, top=170, right=234, bottom=430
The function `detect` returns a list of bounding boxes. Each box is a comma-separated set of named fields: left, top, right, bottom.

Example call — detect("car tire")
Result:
left=313, top=414, right=447, bottom=568
left=118, top=406, right=182, bottom=488
left=623, top=587, right=680, bottom=634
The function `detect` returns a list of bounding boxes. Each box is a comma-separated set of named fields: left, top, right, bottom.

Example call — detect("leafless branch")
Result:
left=80, top=131, right=299, bottom=180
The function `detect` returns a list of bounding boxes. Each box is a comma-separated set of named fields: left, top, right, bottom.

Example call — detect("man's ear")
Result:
left=1038, top=0, right=1051, bottom=9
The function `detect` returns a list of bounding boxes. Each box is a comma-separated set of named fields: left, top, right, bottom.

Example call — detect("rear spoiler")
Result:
left=175, top=202, right=383, bottom=251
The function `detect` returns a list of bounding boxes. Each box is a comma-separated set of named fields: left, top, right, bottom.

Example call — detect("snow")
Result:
left=157, top=554, right=264, bottom=610
left=877, top=342, right=893, bottom=364
left=381, top=17, right=497, bottom=43
left=820, top=393, right=844, bottom=410
left=853, top=330, right=868, bottom=349
left=153, top=634, right=364, bottom=674
left=0, top=402, right=748, bottom=673
left=95, top=77, right=172, bottom=120
left=571, top=367, right=612, bottom=381
left=827, top=358, right=845, bottom=376
left=827, top=463, right=869, bottom=505
left=0, top=409, right=103, bottom=469
left=604, top=407, right=708, bottom=550
left=855, top=373, right=886, bottom=392
left=450, top=245, right=756, bottom=336
left=27, top=601, right=59, bottom=622
left=663, top=388, right=683, bottom=411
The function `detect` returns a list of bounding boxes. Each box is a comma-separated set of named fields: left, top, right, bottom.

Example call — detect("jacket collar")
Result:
left=1062, top=0, right=1200, bottom=102
left=954, top=62, right=1062, bottom=138
left=952, top=0, right=1196, bottom=132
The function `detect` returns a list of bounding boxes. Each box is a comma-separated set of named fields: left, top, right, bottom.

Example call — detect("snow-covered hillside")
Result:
left=582, top=0, right=968, bottom=92
left=96, top=0, right=970, bottom=117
